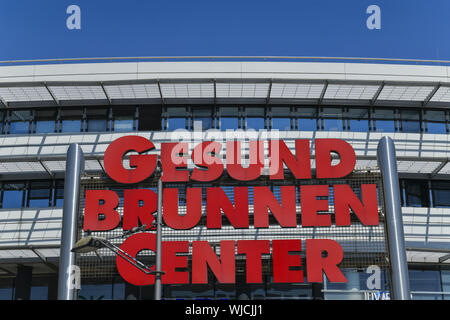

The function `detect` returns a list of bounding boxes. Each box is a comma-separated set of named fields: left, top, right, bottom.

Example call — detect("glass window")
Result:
left=409, top=269, right=442, bottom=300
left=167, top=118, right=186, bottom=131
left=215, top=284, right=236, bottom=299
left=9, top=110, right=31, bottom=134
left=88, top=119, right=108, bottom=132
left=404, top=180, right=429, bottom=207
left=271, top=107, right=291, bottom=131
left=60, top=109, right=83, bottom=133
left=220, top=117, right=239, bottom=130
left=165, top=107, right=186, bottom=131
left=400, top=110, right=421, bottom=133
left=347, top=108, right=370, bottom=132
left=324, top=268, right=363, bottom=300
left=86, top=108, right=108, bottom=132
left=35, top=109, right=56, bottom=134
left=267, top=282, right=311, bottom=299
left=0, top=111, right=4, bottom=134
left=323, top=118, right=342, bottom=131
left=246, top=107, right=265, bottom=130
left=425, top=110, right=447, bottom=134
left=61, top=119, right=82, bottom=133
left=113, top=107, right=135, bottom=132
left=112, top=282, right=125, bottom=300
left=28, top=181, right=51, bottom=208
left=167, top=284, right=214, bottom=299
left=220, top=107, right=239, bottom=130
left=246, top=117, right=265, bottom=130
left=322, top=108, right=343, bottom=131
left=54, top=181, right=64, bottom=207
left=441, top=270, right=450, bottom=300
left=296, top=107, right=317, bottom=131
left=138, top=106, right=162, bottom=131
left=431, top=181, right=450, bottom=208
left=36, top=121, right=55, bottom=134
left=193, top=107, right=213, bottom=130
left=114, top=117, right=133, bottom=132
left=0, top=279, right=14, bottom=300
left=78, top=284, right=113, bottom=300
left=373, top=109, right=396, bottom=132
left=2, top=183, right=25, bottom=208
left=272, top=118, right=291, bottom=130
left=298, top=118, right=316, bottom=131
left=30, top=286, right=48, bottom=300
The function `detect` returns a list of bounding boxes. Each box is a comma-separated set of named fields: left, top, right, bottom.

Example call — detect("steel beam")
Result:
left=423, top=83, right=441, bottom=107
left=318, top=80, right=328, bottom=104
left=154, top=164, right=163, bottom=300
left=57, top=144, right=84, bottom=300
left=377, top=136, right=411, bottom=300
left=371, top=82, right=385, bottom=105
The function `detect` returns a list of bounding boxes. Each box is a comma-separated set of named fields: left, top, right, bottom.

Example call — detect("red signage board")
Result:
left=84, top=136, right=379, bottom=285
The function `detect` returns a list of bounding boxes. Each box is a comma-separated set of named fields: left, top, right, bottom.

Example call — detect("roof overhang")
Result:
left=0, top=61, right=449, bottom=108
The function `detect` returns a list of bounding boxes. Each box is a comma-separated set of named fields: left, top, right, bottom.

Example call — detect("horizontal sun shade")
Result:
left=396, top=160, right=442, bottom=174
left=406, top=250, right=450, bottom=264
left=41, top=161, right=66, bottom=172
left=324, top=84, right=380, bottom=100
left=160, top=83, right=214, bottom=98
left=42, top=160, right=103, bottom=173
left=270, top=83, right=324, bottom=99
left=436, top=162, right=450, bottom=175
left=0, top=161, right=47, bottom=173
left=355, top=159, right=378, bottom=170
left=103, top=84, right=161, bottom=100
left=430, top=86, right=450, bottom=103
left=84, top=160, right=103, bottom=171
left=377, top=85, right=435, bottom=101
left=0, top=248, right=61, bottom=260
left=0, top=86, right=53, bottom=102
left=216, top=83, right=270, bottom=98
left=48, top=86, right=107, bottom=101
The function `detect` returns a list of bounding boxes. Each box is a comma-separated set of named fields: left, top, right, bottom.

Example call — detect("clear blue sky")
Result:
left=0, top=0, right=449, bottom=61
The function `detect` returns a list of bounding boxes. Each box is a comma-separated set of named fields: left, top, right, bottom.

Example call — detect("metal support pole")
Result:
left=154, top=163, right=163, bottom=300
left=377, top=136, right=411, bottom=300
left=57, top=144, right=84, bottom=300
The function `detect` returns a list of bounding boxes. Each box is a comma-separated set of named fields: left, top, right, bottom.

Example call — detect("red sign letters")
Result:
left=84, top=136, right=379, bottom=286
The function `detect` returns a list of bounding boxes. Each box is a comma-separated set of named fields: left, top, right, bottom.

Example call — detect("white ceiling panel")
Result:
left=397, top=160, right=441, bottom=174
left=0, top=86, right=53, bottom=102
left=49, top=85, right=107, bottom=100
left=42, top=160, right=66, bottom=172
left=0, top=161, right=46, bottom=173
left=84, top=159, right=103, bottom=171
left=270, top=83, right=324, bottom=99
left=407, top=251, right=450, bottom=264
left=160, top=83, right=214, bottom=98
left=378, top=85, right=434, bottom=101
left=430, top=86, right=450, bottom=103
left=324, top=84, right=380, bottom=100
left=436, top=162, right=450, bottom=175
left=216, top=83, right=270, bottom=98
left=104, top=83, right=160, bottom=99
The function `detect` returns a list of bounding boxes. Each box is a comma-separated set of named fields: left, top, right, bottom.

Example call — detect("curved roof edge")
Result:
left=0, top=61, right=449, bottom=108
left=0, top=60, right=449, bottom=83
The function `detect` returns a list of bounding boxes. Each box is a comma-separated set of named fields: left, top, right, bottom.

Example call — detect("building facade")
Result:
left=0, top=59, right=449, bottom=300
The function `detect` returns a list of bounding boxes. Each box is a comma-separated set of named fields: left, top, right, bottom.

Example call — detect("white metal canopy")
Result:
left=0, top=79, right=448, bottom=108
